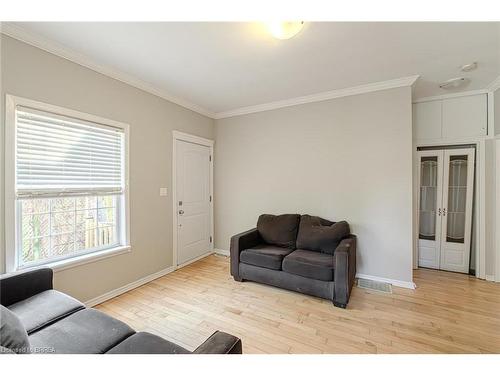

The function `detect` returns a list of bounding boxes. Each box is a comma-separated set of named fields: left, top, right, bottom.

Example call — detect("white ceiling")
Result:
left=7, top=22, right=500, bottom=116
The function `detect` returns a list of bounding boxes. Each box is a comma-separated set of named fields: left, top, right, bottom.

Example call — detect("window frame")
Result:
left=5, top=95, right=130, bottom=272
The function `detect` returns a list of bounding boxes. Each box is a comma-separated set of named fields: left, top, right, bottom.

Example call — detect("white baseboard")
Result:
left=84, top=266, right=176, bottom=307
left=356, top=273, right=416, bottom=290
left=214, top=248, right=230, bottom=257
left=176, top=251, right=214, bottom=269
left=485, top=274, right=496, bottom=282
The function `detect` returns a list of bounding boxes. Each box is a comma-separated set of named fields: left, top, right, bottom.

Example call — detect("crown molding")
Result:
left=214, top=75, right=420, bottom=119
left=488, top=75, right=500, bottom=92
left=0, top=23, right=217, bottom=119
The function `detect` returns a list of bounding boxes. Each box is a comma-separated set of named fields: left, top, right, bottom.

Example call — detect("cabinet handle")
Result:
left=443, top=208, right=447, bottom=216
left=438, top=208, right=441, bottom=216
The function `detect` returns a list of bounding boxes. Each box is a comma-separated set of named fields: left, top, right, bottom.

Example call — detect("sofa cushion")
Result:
left=29, top=308, right=135, bottom=354
left=240, top=245, right=293, bottom=270
left=0, top=305, right=30, bottom=354
left=8, top=290, right=84, bottom=334
left=282, top=249, right=335, bottom=281
left=106, top=332, right=189, bottom=354
left=296, top=215, right=350, bottom=254
left=257, top=214, right=300, bottom=249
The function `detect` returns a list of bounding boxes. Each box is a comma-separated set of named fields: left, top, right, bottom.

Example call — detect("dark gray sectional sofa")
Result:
left=230, top=214, right=356, bottom=308
left=0, top=268, right=242, bottom=354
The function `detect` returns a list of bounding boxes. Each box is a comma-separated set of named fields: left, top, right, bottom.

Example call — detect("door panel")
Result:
left=439, top=149, right=474, bottom=273
left=418, top=245, right=440, bottom=269
left=176, top=140, right=211, bottom=265
left=417, top=150, right=443, bottom=270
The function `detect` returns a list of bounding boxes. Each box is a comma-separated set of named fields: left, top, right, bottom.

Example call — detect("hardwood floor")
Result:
left=96, top=254, right=500, bottom=354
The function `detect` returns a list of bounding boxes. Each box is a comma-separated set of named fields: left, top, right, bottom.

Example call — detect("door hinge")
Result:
left=209, top=155, right=212, bottom=162
left=209, top=195, right=212, bottom=202
left=210, top=236, right=212, bottom=243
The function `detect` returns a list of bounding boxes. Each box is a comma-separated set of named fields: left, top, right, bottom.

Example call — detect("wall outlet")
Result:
left=159, top=187, right=168, bottom=196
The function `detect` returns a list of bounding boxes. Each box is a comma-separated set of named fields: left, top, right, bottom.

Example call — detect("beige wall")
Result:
left=214, top=86, right=414, bottom=283
left=0, top=35, right=214, bottom=302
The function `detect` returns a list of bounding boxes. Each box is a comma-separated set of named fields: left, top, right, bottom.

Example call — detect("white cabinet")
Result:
left=413, top=94, right=487, bottom=141
left=442, top=95, right=487, bottom=138
left=417, top=148, right=475, bottom=273
left=413, top=101, right=442, bottom=140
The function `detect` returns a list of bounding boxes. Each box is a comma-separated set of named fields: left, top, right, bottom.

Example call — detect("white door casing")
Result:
left=172, top=131, right=214, bottom=267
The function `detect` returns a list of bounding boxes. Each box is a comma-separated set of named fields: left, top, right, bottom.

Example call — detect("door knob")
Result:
left=178, top=210, right=184, bottom=215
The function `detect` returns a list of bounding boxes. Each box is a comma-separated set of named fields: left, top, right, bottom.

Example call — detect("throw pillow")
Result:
left=257, top=214, right=301, bottom=249
left=296, top=215, right=350, bottom=254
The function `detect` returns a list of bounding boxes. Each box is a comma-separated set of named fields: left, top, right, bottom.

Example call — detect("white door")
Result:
left=417, top=150, right=444, bottom=269
left=176, top=140, right=211, bottom=265
left=439, top=148, right=475, bottom=273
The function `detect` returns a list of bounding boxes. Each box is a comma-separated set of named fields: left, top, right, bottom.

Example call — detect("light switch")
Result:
left=159, top=187, right=168, bottom=197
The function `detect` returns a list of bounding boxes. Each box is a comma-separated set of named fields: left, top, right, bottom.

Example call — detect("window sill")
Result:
left=18, top=246, right=132, bottom=273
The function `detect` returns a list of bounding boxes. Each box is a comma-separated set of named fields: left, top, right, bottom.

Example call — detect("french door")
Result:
left=417, top=148, right=475, bottom=273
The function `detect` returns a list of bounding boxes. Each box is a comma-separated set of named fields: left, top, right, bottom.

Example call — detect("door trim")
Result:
left=172, top=130, right=214, bottom=269
left=496, top=138, right=500, bottom=282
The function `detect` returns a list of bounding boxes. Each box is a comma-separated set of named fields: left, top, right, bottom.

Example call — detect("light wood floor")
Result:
left=96, top=254, right=500, bottom=353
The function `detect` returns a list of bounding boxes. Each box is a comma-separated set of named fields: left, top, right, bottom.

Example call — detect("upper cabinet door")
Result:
left=441, top=94, right=487, bottom=139
left=413, top=101, right=442, bottom=140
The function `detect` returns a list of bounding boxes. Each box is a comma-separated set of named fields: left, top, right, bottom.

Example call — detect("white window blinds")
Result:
left=16, top=106, right=124, bottom=198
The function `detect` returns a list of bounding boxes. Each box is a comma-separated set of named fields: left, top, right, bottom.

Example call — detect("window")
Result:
left=6, top=96, right=129, bottom=271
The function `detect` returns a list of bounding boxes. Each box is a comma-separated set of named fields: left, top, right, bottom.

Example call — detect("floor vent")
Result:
left=357, top=278, right=392, bottom=294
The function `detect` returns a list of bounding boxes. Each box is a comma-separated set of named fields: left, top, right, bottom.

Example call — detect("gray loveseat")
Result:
left=230, top=214, right=356, bottom=308
left=0, top=268, right=242, bottom=354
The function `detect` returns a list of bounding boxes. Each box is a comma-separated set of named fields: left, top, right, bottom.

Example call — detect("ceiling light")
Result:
left=460, top=62, right=478, bottom=72
left=439, top=77, right=469, bottom=89
left=266, top=22, right=304, bottom=40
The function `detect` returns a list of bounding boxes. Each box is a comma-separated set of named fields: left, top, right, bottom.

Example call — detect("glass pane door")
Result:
left=419, top=156, right=438, bottom=240
left=446, top=155, right=468, bottom=243
left=439, top=148, right=474, bottom=274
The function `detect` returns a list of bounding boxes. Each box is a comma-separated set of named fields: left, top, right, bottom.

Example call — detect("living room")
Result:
left=1, top=0, right=500, bottom=372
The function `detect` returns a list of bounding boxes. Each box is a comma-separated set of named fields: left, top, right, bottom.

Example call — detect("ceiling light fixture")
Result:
left=266, top=21, right=304, bottom=40
left=439, top=77, right=468, bottom=89
left=460, top=62, right=478, bottom=72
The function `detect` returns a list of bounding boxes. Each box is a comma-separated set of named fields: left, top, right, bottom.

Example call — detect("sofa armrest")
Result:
left=192, top=331, right=242, bottom=354
left=0, top=268, right=53, bottom=306
left=333, top=235, right=357, bottom=308
left=230, top=228, right=262, bottom=281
